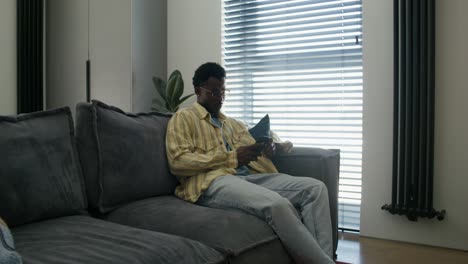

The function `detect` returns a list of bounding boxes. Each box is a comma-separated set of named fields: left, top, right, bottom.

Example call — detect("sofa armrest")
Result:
left=271, top=147, right=340, bottom=258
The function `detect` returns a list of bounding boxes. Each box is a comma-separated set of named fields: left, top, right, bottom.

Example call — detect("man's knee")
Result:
left=301, top=178, right=329, bottom=203
left=263, top=197, right=296, bottom=219
left=300, top=177, right=327, bottom=190
left=316, top=180, right=328, bottom=193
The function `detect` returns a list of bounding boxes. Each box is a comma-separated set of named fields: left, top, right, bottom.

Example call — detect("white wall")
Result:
left=132, top=0, right=167, bottom=112
left=0, top=0, right=16, bottom=115
left=46, top=0, right=88, bottom=114
left=167, top=0, right=222, bottom=107
left=89, top=0, right=133, bottom=111
left=361, top=0, right=468, bottom=250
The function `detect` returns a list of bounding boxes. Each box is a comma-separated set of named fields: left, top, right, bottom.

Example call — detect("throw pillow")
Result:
left=0, top=107, right=87, bottom=227
left=0, top=217, right=23, bottom=263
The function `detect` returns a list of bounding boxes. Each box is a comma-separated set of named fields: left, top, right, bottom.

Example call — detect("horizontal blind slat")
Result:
left=223, top=0, right=362, bottom=231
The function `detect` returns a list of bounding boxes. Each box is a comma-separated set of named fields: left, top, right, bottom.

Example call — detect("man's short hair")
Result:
left=192, top=62, right=226, bottom=87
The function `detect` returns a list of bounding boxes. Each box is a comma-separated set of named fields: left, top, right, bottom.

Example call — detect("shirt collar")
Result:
left=192, top=102, right=227, bottom=121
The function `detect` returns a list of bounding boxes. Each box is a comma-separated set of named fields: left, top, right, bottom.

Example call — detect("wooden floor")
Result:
left=335, top=232, right=468, bottom=264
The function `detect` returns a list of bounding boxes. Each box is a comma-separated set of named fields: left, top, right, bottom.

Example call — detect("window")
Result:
left=222, top=0, right=363, bottom=231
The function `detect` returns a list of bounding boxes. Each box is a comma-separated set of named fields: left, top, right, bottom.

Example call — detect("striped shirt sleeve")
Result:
left=166, top=110, right=238, bottom=177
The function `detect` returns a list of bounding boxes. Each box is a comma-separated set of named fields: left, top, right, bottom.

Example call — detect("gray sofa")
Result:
left=0, top=100, right=339, bottom=264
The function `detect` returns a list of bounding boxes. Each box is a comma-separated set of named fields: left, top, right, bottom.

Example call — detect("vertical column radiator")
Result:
left=382, top=0, right=445, bottom=221
left=17, top=0, right=44, bottom=114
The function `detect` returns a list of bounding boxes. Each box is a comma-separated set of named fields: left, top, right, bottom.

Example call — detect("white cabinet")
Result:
left=46, top=0, right=167, bottom=114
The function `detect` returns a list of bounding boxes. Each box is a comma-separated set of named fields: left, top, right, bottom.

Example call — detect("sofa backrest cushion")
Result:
left=75, top=100, right=177, bottom=213
left=0, top=107, right=87, bottom=227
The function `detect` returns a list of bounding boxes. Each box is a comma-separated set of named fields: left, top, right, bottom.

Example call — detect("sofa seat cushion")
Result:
left=105, top=196, right=291, bottom=263
left=0, top=107, right=86, bottom=227
left=12, top=215, right=225, bottom=264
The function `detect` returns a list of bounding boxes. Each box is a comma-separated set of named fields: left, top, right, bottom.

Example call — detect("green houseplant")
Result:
left=152, top=70, right=194, bottom=113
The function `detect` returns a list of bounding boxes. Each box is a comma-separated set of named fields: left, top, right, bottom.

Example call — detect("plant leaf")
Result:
left=166, top=75, right=178, bottom=109
left=168, top=70, right=181, bottom=81
left=168, top=75, right=184, bottom=109
left=152, top=76, right=167, bottom=100
left=167, top=70, right=182, bottom=102
left=165, top=100, right=175, bottom=112
left=151, top=106, right=170, bottom=114
left=178, top=93, right=195, bottom=106
left=152, top=70, right=188, bottom=113
left=151, top=98, right=169, bottom=113
left=172, top=74, right=184, bottom=105
left=151, top=92, right=165, bottom=106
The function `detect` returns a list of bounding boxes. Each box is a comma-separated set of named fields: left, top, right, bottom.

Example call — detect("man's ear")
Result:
left=194, top=87, right=200, bottom=96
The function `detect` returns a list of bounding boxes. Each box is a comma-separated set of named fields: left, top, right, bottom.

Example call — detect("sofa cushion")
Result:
left=0, top=217, right=22, bottom=263
left=75, top=100, right=178, bottom=213
left=105, top=196, right=292, bottom=263
left=12, top=215, right=225, bottom=264
left=0, top=108, right=87, bottom=227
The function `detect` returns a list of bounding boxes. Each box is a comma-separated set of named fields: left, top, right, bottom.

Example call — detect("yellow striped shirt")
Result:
left=166, top=102, right=278, bottom=202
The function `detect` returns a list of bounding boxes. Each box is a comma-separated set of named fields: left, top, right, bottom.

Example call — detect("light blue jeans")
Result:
left=196, top=173, right=334, bottom=264
left=0, top=225, right=22, bottom=264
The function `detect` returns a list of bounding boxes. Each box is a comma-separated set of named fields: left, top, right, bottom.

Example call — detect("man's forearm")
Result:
left=168, top=150, right=237, bottom=177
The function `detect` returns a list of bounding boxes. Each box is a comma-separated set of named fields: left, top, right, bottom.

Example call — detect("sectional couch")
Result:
left=0, top=100, right=340, bottom=264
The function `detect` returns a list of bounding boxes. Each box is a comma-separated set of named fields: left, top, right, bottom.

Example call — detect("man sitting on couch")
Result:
left=165, top=62, right=334, bottom=264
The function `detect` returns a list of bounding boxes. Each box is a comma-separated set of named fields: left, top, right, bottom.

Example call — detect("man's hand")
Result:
left=261, top=139, right=277, bottom=159
left=236, top=143, right=265, bottom=166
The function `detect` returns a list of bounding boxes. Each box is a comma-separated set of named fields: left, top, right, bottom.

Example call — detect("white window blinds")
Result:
left=222, top=0, right=363, bottom=231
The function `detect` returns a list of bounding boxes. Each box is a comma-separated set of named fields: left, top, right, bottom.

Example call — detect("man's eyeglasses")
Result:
left=198, top=87, right=230, bottom=97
